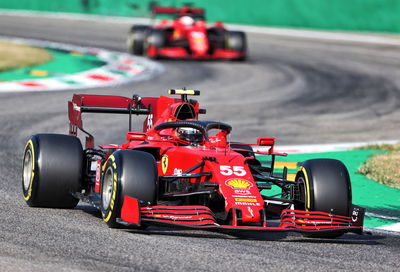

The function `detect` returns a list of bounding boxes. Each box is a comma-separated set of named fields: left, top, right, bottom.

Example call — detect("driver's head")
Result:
left=180, top=15, right=195, bottom=26
left=176, top=127, right=203, bottom=143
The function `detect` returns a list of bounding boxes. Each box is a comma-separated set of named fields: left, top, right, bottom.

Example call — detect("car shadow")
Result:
left=124, top=225, right=386, bottom=244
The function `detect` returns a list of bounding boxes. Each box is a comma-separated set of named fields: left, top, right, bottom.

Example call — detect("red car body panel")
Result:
left=68, top=89, right=364, bottom=234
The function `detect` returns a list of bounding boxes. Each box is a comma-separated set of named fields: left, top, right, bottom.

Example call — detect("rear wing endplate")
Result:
left=68, top=94, right=151, bottom=148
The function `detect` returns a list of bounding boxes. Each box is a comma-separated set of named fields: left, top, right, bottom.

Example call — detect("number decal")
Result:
left=220, top=165, right=232, bottom=175
left=220, top=166, right=247, bottom=176
left=147, top=114, right=153, bottom=131
left=233, top=166, right=246, bottom=176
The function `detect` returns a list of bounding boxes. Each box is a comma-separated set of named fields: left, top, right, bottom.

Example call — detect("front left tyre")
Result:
left=22, top=134, right=83, bottom=208
left=294, top=158, right=352, bottom=238
left=144, top=29, right=167, bottom=59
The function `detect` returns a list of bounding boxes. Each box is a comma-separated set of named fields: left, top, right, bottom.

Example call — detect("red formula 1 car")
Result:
left=22, top=90, right=364, bottom=238
left=127, top=6, right=246, bottom=60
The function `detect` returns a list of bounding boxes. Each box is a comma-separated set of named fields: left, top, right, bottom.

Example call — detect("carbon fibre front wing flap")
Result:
left=117, top=196, right=365, bottom=234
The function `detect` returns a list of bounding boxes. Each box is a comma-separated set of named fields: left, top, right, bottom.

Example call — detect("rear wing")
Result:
left=152, top=6, right=205, bottom=18
left=68, top=94, right=153, bottom=148
left=68, top=90, right=205, bottom=148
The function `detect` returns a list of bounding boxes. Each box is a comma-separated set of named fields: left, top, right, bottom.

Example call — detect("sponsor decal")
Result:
left=233, top=195, right=256, bottom=198
left=234, top=198, right=258, bottom=202
left=235, top=202, right=261, bottom=206
left=234, top=189, right=252, bottom=195
left=226, top=179, right=252, bottom=189
left=72, top=102, right=81, bottom=112
left=154, top=214, right=193, bottom=220
left=174, top=168, right=183, bottom=175
left=247, top=207, right=254, bottom=217
left=94, top=160, right=101, bottom=193
left=161, top=155, right=168, bottom=174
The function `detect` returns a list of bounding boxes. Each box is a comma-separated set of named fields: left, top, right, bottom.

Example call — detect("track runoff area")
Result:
left=265, top=143, right=400, bottom=233
left=0, top=36, right=163, bottom=92
left=0, top=29, right=399, bottom=234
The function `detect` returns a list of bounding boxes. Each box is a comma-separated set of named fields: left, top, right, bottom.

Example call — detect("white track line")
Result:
left=377, top=223, right=400, bottom=232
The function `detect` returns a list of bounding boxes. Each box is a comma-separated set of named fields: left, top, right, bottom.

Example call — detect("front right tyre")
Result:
left=101, top=150, right=158, bottom=228
left=127, top=25, right=151, bottom=55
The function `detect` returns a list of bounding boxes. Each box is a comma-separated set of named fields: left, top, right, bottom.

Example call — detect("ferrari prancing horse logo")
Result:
left=161, top=155, right=168, bottom=174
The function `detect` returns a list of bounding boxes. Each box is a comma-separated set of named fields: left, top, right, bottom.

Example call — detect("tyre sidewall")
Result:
left=101, top=154, right=121, bottom=228
left=128, top=25, right=150, bottom=55
left=300, top=159, right=352, bottom=216
left=225, top=31, right=247, bottom=52
left=22, top=138, right=39, bottom=206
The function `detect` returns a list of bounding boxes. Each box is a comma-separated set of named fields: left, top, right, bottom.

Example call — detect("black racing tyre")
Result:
left=144, top=29, right=167, bottom=59
left=225, top=31, right=247, bottom=60
left=294, top=159, right=352, bottom=238
left=22, top=134, right=83, bottom=208
left=101, top=150, right=158, bottom=228
left=207, top=27, right=226, bottom=50
left=127, top=25, right=150, bottom=55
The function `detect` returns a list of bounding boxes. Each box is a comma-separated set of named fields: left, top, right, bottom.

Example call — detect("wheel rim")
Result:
left=102, top=167, right=114, bottom=210
left=23, top=149, right=33, bottom=191
left=294, top=177, right=307, bottom=210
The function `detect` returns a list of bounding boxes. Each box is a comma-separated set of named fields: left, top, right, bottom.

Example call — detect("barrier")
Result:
left=1, top=0, right=399, bottom=33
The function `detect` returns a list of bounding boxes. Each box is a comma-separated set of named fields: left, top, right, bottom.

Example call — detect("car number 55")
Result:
left=220, top=165, right=247, bottom=176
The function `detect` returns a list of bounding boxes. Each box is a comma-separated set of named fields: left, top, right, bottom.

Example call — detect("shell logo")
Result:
left=226, top=179, right=252, bottom=189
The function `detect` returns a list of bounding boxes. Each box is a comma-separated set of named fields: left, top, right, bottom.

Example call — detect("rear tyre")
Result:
left=22, top=134, right=83, bottom=208
left=101, top=150, right=158, bottom=228
left=127, top=25, right=150, bottom=55
left=225, top=31, right=247, bottom=60
left=294, top=159, right=352, bottom=238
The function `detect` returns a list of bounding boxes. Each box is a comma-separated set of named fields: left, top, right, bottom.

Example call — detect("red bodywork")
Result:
left=68, top=90, right=364, bottom=234
left=143, top=6, right=246, bottom=60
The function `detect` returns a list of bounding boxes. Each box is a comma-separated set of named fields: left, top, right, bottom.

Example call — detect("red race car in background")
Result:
left=127, top=6, right=247, bottom=60
left=22, top=89, right=364, bottom=238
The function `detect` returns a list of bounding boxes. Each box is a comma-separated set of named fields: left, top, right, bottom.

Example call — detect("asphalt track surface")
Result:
left=0, top=14, right=399, bottom=271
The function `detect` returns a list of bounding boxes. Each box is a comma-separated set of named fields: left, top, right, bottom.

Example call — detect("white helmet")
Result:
left=180, top=16, right=195, bottom=26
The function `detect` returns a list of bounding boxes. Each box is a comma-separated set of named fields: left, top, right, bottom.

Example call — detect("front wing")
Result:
left=149, top=45, right=245, bottom=60
left=118, top=196, right=365, bottom=235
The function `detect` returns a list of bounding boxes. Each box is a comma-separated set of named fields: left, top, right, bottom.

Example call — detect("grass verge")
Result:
left=0, top=41, right=52, bottom=72
left=358, top=143, right=400, bottom=189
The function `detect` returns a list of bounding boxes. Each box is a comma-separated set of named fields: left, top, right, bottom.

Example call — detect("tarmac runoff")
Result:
left=258, top=142, right=400, bottom=234
left=0, top=36, right=164, bottom=92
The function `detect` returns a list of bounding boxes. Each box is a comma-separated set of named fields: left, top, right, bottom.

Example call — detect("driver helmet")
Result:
left=180, top=15, right=195, bottom=26
left=176, top=127, right=203, bottom=143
